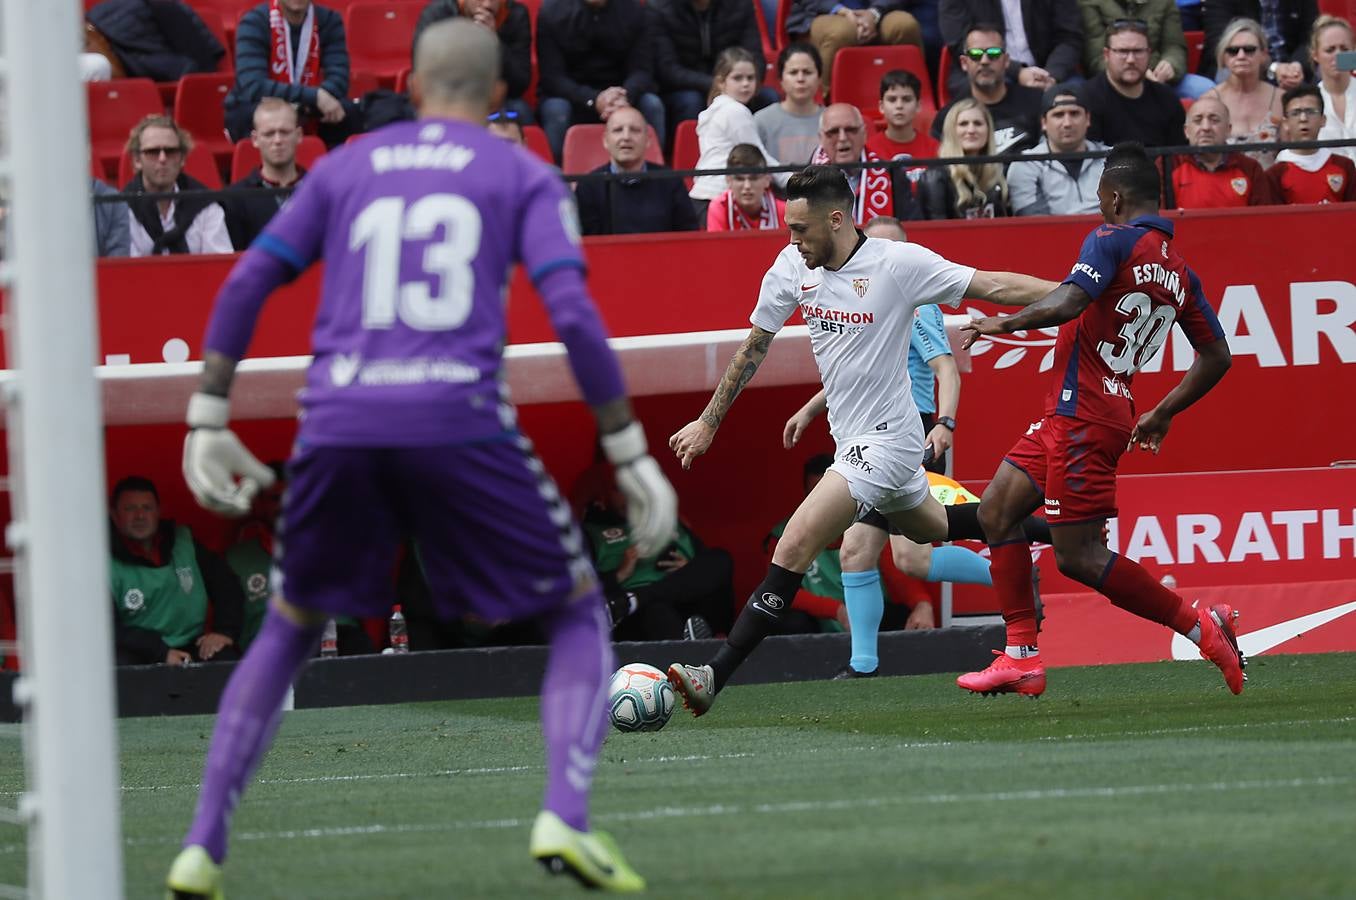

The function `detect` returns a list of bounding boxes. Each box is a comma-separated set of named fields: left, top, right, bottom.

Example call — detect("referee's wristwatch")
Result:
left=935, top=415, right=957, bottom=432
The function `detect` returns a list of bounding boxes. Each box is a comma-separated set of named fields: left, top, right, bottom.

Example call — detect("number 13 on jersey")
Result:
left=349, top=193, right=483, bottom=332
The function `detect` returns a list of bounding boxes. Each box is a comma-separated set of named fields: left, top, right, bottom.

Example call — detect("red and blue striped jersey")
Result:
left=1046, top=215, right=1224, bottom=431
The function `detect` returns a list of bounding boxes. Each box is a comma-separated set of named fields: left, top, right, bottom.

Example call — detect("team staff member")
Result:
left=110, top=476, right=245, bottom=666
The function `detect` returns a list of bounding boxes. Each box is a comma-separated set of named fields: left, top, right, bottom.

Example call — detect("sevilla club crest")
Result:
left=1328, top=173, right=1345, bottom=193
left=1230, top=177, right=1249, bottom=196
left=852, top=278, right=870, bottom=298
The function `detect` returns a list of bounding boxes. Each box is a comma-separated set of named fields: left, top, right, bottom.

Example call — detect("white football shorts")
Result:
left=827, top=433, right=931, bottom=521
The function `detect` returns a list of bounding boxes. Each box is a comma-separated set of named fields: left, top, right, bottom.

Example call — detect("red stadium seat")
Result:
left=1185, top=29, right=1204, bottom=75
left=229, top=135, right=327, bottom=182
left=560, top=123, right=665, bottom=174
left=172, top=73, right=235, bottom=172
left=672, top=118, right=700, bottom=190
left=118, top=142, right=224, bottom=189
left=936, top=44, right=954, bottom=107
left=87, top=78, right=165, bottom=181
left=775, top=0, right=792, bottom=49
left=395, top=67, right=412, bottom=94
left=522, top=125, right=554, bottom=164
left=752, top=0, right=779, bottom=80
left=830, top=45, right=935, bottom=119
left=344, top=2, right=423, bottom=88
left=348, top=69, right=382, bottom=101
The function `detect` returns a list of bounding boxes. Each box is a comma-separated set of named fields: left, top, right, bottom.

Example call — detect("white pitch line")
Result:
left=0, top=774, right=1349, bottom=857
left=0, top=715, right=1350, bottom=800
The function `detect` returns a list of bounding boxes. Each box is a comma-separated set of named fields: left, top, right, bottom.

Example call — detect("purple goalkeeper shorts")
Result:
left=274, top=434, right=596, bottom=622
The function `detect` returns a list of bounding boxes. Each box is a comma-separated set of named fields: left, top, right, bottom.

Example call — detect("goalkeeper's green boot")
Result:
left=166, top=845, right=224, bottom=899
left=530, top=810, right=645, bottom=892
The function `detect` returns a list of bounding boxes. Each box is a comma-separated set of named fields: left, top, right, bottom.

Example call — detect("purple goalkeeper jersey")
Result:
left=226, top=119, right=589, bottom=446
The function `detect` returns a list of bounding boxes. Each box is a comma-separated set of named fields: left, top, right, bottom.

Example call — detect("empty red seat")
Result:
left=344, top=2, right=422, bottom=88
left=672, top=118, right=700, bottom=190
left=560, top=123, right=665, bottom=174
left=522, top=125, right=554, bottom=164
left=173, top=73, right=236, bottom=171
left=831, top=45, right=935, bottom=119
left=229, top=134, right=328, bottom=182
left=88, top=78, right=165, bottom=180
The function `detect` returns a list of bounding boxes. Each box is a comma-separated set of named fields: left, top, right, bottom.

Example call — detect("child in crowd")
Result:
left=1267, top=84, right=1356, bottom=204
left=690, top=47, right=783, bottom=225
left=866, top=69, right=938, bottom=179
left=706, top=143, right=786, bottom=231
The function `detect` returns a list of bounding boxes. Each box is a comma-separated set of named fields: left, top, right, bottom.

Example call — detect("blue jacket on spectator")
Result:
left=92, top=179, right=130, bottom=258
left=86, top=0, right=224, bottom=81
left=225, top=3, right=350, bottom=129
left=784, top=0, right=905, bottom=38
left=536, top=0, right=655, bottom=107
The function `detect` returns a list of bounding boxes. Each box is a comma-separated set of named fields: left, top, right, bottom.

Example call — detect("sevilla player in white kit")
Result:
left=666, top=166, right=1057, bottom=716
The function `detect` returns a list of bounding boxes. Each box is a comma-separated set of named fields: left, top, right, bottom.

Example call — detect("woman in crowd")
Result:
left=753, top=43, right=825, bottom=168
left=706, top=144, right=786, bottom=231
left=1313, top=15, right=1356, bottom=161
left=917, top=98, right=1009, bottom=219
left=689, top=47, right=783, bottom=225
left=1204, top=18, right=1283, bottom=166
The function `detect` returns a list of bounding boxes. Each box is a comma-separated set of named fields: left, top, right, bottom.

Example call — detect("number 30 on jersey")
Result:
left=349, top=194, right=482, bottom=331
left=1097, top=291, right=1176, bottom=375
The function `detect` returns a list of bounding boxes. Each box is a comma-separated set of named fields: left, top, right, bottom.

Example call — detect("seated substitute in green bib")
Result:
left=109, top=476, right=246, bottom=666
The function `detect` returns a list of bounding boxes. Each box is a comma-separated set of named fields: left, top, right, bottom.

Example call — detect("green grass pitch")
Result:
left=1, top=652, right=1353, bottom=898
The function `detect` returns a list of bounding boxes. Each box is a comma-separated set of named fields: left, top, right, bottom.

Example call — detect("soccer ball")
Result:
left=608, top=663, right=675, bottom=733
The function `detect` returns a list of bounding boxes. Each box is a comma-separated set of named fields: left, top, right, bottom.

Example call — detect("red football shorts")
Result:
left=1002, top=415, right=1129, bottom=525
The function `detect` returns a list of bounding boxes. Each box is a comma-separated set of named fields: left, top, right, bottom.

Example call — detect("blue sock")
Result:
left=842, top=569, right=884, bottom=674
left=926, top=545, right=993, bottom=586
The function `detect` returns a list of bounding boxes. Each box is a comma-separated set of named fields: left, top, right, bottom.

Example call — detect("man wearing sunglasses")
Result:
left=123, top=115, right=232, bottom=257
left=1082, top=19, right=1186, bottom=148
left=939, top=0, right=1082, bottom=98
left=931, top=26, right=1043, bottom=153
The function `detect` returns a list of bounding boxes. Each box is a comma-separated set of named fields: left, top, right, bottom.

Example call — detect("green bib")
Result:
left=225, top=538, right=272, bottom=649
left=110, top=525, right=208, bottom=649
left=581, top=513, right=697, bottom=590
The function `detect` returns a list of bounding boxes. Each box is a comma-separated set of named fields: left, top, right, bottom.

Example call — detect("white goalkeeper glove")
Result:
left=183, top=393, right=277, bottom=517
left=602, top=421, right=678, bottom=558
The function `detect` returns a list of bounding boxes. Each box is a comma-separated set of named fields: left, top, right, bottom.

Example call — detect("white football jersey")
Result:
left=752, top=236, right=974, bottom=450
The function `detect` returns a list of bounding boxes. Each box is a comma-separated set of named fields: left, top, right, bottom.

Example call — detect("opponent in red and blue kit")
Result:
left=166, top=21, right=675, bottom=897
left=960, top=142, right=1244, bottom=698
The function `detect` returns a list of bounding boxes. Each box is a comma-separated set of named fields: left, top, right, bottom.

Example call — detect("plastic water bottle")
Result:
left=319, top=619, right=338, bottom=658
left=388, top=605, right=409, bottom=654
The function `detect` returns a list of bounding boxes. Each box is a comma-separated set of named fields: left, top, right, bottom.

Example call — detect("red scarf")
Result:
left=810, top=146, right=894, bottom=225
left=269, top=0, right=321, bottom=87
left=724, top=189, right=782, bottom=230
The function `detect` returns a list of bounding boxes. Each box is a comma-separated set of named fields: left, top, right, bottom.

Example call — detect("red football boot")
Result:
left=1196, top=602, right=1246, bottom=695
left=956, top=651, right=1046, bottom=697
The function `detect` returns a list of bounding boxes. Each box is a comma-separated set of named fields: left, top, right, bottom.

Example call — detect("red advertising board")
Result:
left=2, top=205, right=1353, bottom=604
left=952, top=466, right=1356, bottom=661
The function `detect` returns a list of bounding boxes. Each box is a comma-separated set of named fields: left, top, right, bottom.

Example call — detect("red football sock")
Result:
left=989, top=541, right=1038, bottom=648
left=1099, top=553, right=1197, bottom=635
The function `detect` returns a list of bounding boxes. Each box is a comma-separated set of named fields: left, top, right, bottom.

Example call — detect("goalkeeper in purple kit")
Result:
left=167, top=19, right=674, bottom=897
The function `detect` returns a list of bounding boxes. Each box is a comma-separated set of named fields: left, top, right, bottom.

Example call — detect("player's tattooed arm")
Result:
left=966, top=271, right=1062, bottom=308
left=670, top=326, right=774, bottom=469
left=699, top=326, right=774, bottom=429
left=960, top=284, right=1093, bottom=349
left=198, top=350, right=241, bottom=398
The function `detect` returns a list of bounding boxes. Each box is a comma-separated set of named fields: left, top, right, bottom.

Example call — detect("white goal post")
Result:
left=0, top=0, right=124, bottom=897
